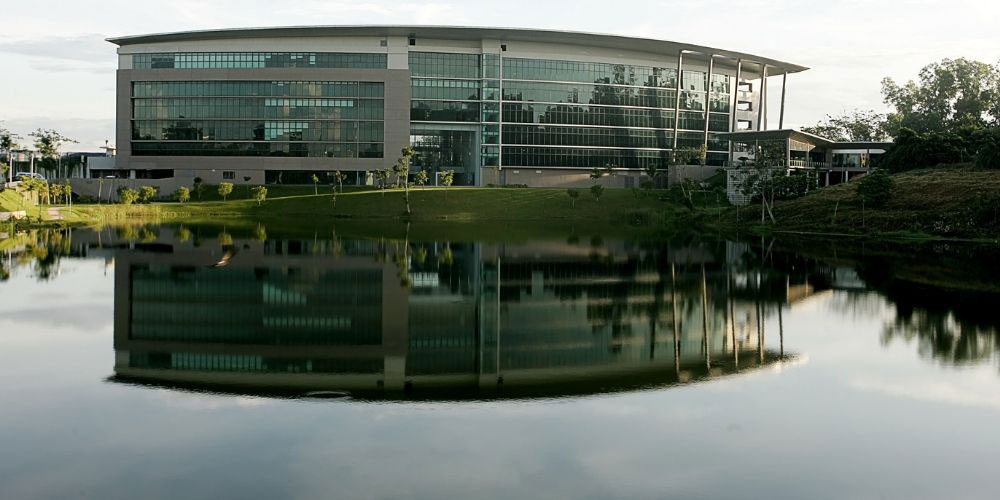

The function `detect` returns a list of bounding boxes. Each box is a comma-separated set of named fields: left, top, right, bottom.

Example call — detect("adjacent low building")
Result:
left=107, top=26, right=807, bottom=187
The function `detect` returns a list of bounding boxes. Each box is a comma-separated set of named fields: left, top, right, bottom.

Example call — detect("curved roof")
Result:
left=106, top=25, right=808, bottom=73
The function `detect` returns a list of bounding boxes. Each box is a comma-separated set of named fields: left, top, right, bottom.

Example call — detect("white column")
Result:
left=779, top=72, right=788, bottom=129
left=756, top=64, right=768, bottom=131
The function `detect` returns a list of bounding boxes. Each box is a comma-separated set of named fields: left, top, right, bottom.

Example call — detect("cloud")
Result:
left=0, top=34, right=114, bottom=63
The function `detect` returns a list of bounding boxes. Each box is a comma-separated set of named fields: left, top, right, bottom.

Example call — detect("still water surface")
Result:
left=2, top=226, right=1000, bottom=499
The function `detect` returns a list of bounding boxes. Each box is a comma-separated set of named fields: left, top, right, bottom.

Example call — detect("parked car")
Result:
left=15, top=172, right=45, bottom=181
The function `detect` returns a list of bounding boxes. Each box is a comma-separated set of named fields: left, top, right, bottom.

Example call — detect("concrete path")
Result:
left=46, top=208, right=64, bottom=221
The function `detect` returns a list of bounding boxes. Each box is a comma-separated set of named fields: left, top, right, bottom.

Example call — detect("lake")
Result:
left=2, top=225, right=1000, bottom=499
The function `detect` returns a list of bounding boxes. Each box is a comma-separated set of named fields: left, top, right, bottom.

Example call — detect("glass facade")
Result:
left=409, top=53, right=485, bottom=184
left=131, top=81, right=385, bottom=158
left=408, top=51, right=736, bottom=179
left=133, top=52, right=387, bottom=69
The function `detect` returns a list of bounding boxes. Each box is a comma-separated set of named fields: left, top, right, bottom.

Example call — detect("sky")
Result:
left=0, top=0, right=998, bottom=151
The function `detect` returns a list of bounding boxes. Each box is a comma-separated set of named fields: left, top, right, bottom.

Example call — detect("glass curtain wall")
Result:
left=131, top=81, right=385, bottom=158
left=409, top=52, right=483, bottom=185
left=410, top=51, right=734, bottom=180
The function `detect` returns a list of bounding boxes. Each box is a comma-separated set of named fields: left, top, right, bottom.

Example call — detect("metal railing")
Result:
left=724, top=160, right=837, bottom=170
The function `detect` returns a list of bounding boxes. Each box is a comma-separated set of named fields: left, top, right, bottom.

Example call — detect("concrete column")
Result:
left=779, top=72, right=788, bottom=129
left=672, top=51, right=684, bottom=151
left=703, top=55, right=714, bottom=151
left=756, top=64, right=767, bottom=131
left=729, top=59, right=741, bottom=165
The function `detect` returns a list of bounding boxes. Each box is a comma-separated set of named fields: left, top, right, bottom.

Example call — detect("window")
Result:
left=132, top=52, right=387, bottom=70
left=737, top=101, right=753, bottom=111
left=223, top=171, right=235, bottom=180
left=131, top=80, right=385, bottom=159
left=737, top=120, right=752, bottom=130
left=738, top=82, right=753, bottom=93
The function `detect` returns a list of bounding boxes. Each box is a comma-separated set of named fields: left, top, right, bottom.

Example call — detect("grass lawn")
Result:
left=1, top=189, right=33, bottom=213
left=64, top=186, right=680, bottom=224
left=719, top=165, right=1000, bottom=239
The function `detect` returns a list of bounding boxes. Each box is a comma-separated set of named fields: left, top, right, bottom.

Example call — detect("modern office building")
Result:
left=108, top=26, right=807, bottom=187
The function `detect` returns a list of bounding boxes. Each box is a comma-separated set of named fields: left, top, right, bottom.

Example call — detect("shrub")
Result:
left=250, top=185, right=267, bottom=205
left=118, top=188, right=139, bottom=205
left=975, top=128, right=1000, bottom=169
left=590, top=184, right=605, bottom=202
left=967, top=191, right=1000, bottom=227
left=138, top=185, right=157, bottom=203
left=856, top=169, right=894, bottom=208
left=771, top=175, right=810, bottom=200
left=218, top=182, right=233, bottom=201
left=567, top=188, right=580, bottom=207
left=882, top=127, right=972, bottom=172
left=175, top=186, right=190, bottom=203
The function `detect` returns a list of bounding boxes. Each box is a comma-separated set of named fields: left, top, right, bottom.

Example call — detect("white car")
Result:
left=15, top=172, right=45, bottom=181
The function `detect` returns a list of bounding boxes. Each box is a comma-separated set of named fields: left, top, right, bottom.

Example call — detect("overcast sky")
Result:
left=1, top=0, right=997, bottom=150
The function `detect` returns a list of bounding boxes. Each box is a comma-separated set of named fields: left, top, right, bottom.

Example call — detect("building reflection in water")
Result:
left=102, top=229, right=809, bottom=400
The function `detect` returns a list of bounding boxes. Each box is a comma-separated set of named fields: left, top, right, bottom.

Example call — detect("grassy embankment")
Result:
left=719, top=165, right=1000, bottom=240
left=54, top=186, right=696, bottom=239
left=0, top=189, right=33, bottom=213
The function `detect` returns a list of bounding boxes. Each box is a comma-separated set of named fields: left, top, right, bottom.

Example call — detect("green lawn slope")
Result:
left=1, top=189, right=33, bottom=212
left=723, top=166, right=1000, bottom=239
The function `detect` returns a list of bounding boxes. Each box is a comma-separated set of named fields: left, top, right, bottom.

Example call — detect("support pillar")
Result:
left=672, top=51, right=684, bottom=151
left=703, top=55, right=715, bottom=152
left=779, top=72, right=788, bottom=129
left=729, top=59, right=742, bottom=165
left=756, top=64, right=767, bottom=131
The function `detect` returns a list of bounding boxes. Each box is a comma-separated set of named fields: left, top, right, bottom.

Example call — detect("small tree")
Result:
left=38, top=182, right=50, bottom=205
left=63, top=182, right=72, bottom=207
left=590, top=184, right=605, bottom=202
left=175, top=186, right=190, bottom=203
left=118, top=188, right=139, bottom=205
left=193, top=177, right=204, bottom=200
left=139, top=185, right=157, bottom=203
left=374, top=169, right=389, bottom=195
left=856, top=169, right=893, bottom=208
left=218, top=182, right=233, bottom=201
left=392, top=146, right=415, bottom=215
left=567, top=188, right=580, bottom=207
left=250, top=185, right=268, bottom=206
left=642, top=164, right=660, bottom=191
left=49, top=183, right=63, bottom=206
left=29, top=129, right=77, bottom=174
left=414, top=169, right=429, bottom=188
left=440, top=170, right=455, bottom=199
left=311, top=174, right=320, bottom=195
left=333, top=170, right=345, bottom=193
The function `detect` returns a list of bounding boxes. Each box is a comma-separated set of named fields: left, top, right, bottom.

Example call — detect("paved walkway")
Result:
left=46, top=208, right=64, bottom=221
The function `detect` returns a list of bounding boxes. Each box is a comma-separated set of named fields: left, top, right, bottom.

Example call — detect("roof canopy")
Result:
left=718, top=129, right=893, bottom=149
left=106, top=25, right=808, bottom=74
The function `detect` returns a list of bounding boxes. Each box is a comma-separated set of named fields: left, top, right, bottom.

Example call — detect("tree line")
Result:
left=802, top=57, right=1000, bottom=171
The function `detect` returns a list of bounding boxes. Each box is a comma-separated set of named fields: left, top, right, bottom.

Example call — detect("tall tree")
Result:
left=802, top=109, right=891, bottom=142
left=881, top=58, right=1000, bottom=134
left=29, top=129, right=77, bottom=173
